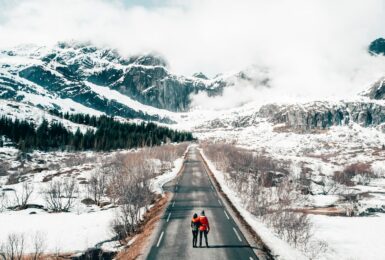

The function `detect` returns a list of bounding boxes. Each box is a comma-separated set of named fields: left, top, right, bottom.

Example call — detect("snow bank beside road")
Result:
left=150, top=147, right=188, bottom=194
left=150, top=157, right=184, bottom=194
left=199, top=149, right=307, bottom=260
left=0, top=145, right=189, bottom=255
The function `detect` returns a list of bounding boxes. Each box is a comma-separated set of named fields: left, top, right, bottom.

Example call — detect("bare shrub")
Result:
left=4, top=233, right=25, bottom=260
left=108, top=143, right=189, bottom=241
left=333, top=171, right=354, bottom=186
left=31, top=231, right=46, bottom=260
left=334, top=163, right=373, bottom=186
left=201, top=142, right=315, bottom=251
left=111, top=179, right=154, bottom=240
left=303, top=240, right=329, bottom=259
left=44, top=178, right=78, bottom=212
left=268, top=211, right=312, bottom=247
left=88, top=168, right=108, bottom=206
left=13, top=182, right=34, bottom=210
left=320, top=175, right=337, bottom=195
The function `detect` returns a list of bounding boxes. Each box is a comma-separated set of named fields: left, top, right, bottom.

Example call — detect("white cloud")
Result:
left=1, top=0, right=385, bottom=109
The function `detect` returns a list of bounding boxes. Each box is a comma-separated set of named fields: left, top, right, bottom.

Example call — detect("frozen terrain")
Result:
left=193, top=101, right=385, bottom=260
left=0, top=145, right=186, bottom=255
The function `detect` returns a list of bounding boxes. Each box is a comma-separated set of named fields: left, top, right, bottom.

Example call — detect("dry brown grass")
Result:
left=42, top=169, right=79, bottom=182
left=294, top=207, right=346, bottom=216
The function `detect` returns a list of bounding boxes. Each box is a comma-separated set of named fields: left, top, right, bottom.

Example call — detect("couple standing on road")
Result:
left=191, top=210, right=210, bottom=248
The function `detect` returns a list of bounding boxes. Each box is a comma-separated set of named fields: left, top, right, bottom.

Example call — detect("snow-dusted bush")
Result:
left=201, top=142, right=315, bottom=251
left=44, top=178, right=78, bottom=212
left=87, top=168, right=108, bottom=206
left=372, top=161, right=385, bottom=178
left=335, top=163, right=374, bottom=186
left=267, top=211, right=312, bottom=247
left=13, top=182, right=34, bottom=210
left=3, top=233, right=25, bottom=260
left=30, top=231, right=46, bottom=260
left=109, top=143, right=188, bottom=241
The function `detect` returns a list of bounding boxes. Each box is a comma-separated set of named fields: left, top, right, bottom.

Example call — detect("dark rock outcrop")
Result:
left=369, top=38, right=385, bottom=55
left=259, top=101, right=385, bottom=130
left=0, top=42, right=231, bottom=116
left=363, top=77, right=385, bottom=100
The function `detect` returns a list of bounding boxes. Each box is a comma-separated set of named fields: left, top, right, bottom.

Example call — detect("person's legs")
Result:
left=192, top=231, right=198, bottom=247
left=199, top=230, right=203, bottom=247
left=204, top=230, right=209, bottom=247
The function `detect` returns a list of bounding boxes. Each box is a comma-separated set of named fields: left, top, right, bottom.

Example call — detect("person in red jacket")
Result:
left=191, top=213, right=201, bottom=248
left=199, top=210, right=210, bottom=247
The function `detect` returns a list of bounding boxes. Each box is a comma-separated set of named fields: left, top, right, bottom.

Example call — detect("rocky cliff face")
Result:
left=362, top=77, right=385, bottom=100
left=259, top=101, right=385, bottom=131
left=0, top=42, right=231, bottom=121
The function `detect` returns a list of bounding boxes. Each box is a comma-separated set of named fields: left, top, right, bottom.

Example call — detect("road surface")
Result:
left=147, top=147, right=259, bottom=260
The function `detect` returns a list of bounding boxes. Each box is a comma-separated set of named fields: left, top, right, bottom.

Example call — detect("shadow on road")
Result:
left=198, top=245, right=259, bottom=249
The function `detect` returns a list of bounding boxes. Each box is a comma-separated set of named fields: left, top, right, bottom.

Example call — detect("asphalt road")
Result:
left=147, top=147, right=259, bottom=260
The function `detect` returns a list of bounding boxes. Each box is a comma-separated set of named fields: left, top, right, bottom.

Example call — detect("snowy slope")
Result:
left=0, top=99, right=95, bottom=133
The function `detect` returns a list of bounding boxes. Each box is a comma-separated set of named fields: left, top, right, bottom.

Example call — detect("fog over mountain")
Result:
left=1, top=0, right=385, bottom=109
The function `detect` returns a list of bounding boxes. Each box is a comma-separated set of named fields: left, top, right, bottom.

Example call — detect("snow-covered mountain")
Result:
left=1, top=40, right=385, bottom=132
left=0, top=41, right=271, bottom=124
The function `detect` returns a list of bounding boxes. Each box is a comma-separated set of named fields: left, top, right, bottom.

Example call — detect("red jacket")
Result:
left=199, top=215, right=210, bottom=231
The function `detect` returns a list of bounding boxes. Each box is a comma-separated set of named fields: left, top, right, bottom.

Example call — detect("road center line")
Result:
left=172, top=201, right=175, bottom=207
left=233, top=227, right=242, bottom=242
left=224, top=210, right=230, bottom=219
left=166, top=212, right=171, bottom=222
left=218, top=199, right=222, bottom=206
left=156, top=231, right=164, bottom=247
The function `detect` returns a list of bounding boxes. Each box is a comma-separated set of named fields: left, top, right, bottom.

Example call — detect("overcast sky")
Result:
left=1, top=0, right=385, bottom=107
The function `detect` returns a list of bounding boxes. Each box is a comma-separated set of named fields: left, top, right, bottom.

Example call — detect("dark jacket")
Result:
left=191, top=217, right=201, bottom=231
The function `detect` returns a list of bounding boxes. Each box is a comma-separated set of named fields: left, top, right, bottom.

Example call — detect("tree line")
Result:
left=0, top=114, right=194, bottom=152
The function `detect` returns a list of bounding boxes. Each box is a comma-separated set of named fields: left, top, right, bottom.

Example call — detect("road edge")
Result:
left=198, top=149, right=274, bottom=260
left=136, top=148, right=188, bottom=260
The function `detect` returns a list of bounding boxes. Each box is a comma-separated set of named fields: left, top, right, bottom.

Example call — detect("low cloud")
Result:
left=1, top=0, right=385, bottom=109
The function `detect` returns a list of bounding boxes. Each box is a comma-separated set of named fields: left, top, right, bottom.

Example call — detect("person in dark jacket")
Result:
left=199, top=210, right=210, bottom=247
left=191, top=213, right=201, bottom=247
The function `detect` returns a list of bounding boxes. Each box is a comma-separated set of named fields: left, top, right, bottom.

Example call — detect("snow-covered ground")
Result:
left=0, top=208, right=115, bottom=253
left=201, top=147, right=385, bottom=260
left=0, top=99, right=96, bottom=133
left=0, top=145, right=186, bottom=254
left=192, top=103, right=385, bottom=260
left=200, top=148, right=308, bottom=260
left=311, top=214, right=385, bottom=260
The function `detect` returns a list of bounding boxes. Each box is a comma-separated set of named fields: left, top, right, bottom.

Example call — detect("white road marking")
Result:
left=156, top=231, right=164, bottom=247
left=172, top=201, right=175, bottom=207
left=249, top=257, right=254, bottom=260
left=218, top=199, right=222, bottom=206
left=211, top=186, right=214, bottom=191
left=224, top=210, right=230, bottom=219
left=233, top=227, right=242, bottom=242
left=166, top=212, right=171, bottom=222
